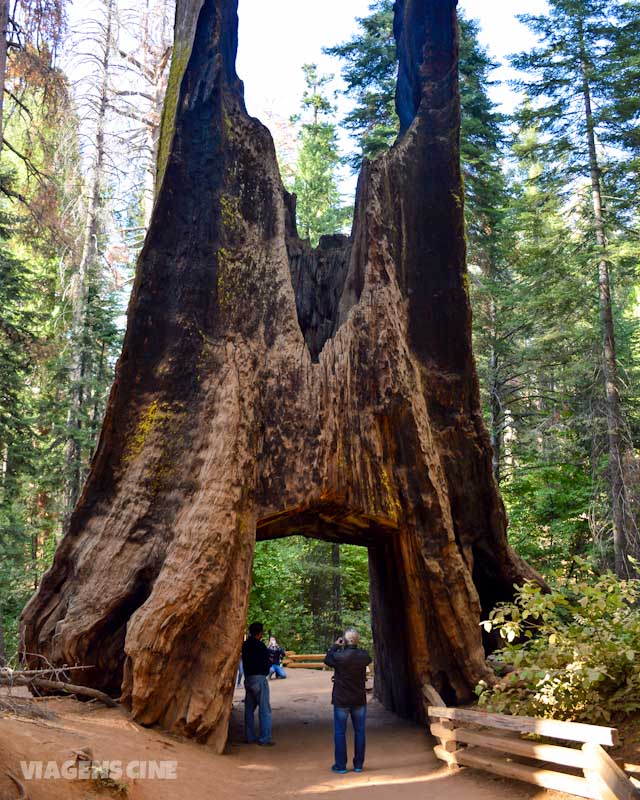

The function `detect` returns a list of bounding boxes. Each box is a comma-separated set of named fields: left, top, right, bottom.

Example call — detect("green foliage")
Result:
left=248, top=537, right=371, bottom=653
left=324, top=0, right=398, bottom=168
left=502, top=462, right=593, bottom=571
left=292, top=64, right=351, bottom=245
left=0, top=58, right=127, bottom=660
left=477, top=567, right=640, bottom=722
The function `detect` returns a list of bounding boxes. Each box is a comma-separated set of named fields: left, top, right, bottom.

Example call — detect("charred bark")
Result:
left=21, top=0, right=539, bottom=750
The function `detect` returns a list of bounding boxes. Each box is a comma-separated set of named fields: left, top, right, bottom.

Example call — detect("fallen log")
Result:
left=0, top=675, right=118, bottom=708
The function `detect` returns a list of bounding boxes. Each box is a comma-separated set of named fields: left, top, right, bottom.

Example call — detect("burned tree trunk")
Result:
left=21, top=0, right=538, bottom=750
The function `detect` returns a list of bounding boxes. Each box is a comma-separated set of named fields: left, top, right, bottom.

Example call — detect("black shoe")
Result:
left=258, top=740, right=276, bottom=747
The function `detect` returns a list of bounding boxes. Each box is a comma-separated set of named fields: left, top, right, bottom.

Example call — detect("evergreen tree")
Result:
left=497, top=124, right=597, bottom=569
left=292, top=63, right=350, bottom=245
left=513, top=0, right=638, bottom=576
left=324, top=0, right=398, bottom=168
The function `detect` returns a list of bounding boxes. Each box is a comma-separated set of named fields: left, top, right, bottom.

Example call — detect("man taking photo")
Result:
left=324, top=627, right=372, bottom=773
left=242, top=621, right=275, bottom=746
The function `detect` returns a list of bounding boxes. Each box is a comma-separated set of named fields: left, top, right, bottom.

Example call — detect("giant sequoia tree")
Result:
left=20, top=0, right=537, bottom=750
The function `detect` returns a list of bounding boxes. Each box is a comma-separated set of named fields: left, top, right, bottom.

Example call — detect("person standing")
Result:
left=324, top=627, right=372, bottom=774
left=242, top=621, right=275, bottom=746
left=267, top=635, right=287, bottom=679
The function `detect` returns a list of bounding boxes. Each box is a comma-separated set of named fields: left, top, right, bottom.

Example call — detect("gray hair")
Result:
left=344, top=627, right=360, bottom=645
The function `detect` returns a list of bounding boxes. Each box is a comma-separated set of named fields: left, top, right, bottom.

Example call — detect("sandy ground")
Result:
left=0, top=670, right=577, bottom=799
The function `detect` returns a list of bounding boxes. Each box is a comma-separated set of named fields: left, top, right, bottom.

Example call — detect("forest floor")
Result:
left=0, top=669, right=611, bottom=800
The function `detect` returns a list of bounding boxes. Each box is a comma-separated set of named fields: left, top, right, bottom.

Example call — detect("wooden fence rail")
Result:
left=425, top=685, right=639, bottom=800
left=282, top=652, right=328, bottom=670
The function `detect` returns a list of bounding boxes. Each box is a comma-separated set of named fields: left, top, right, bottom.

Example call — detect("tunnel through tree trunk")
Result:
left=20, top=0, right=541, bottom=751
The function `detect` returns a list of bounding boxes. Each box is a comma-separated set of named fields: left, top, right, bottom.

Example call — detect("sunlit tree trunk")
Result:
left=578, top=19, right=632, bottom=578
left=0, top=0, right=9, bottom=151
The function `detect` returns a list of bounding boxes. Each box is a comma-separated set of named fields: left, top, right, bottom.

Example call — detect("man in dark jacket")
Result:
left=242, top=621, right=275, bottom=746
left=324, top=627, right=372, bottom=773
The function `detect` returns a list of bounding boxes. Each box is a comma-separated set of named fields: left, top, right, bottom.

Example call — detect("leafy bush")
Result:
left=476, top=566, right=640, bottom=722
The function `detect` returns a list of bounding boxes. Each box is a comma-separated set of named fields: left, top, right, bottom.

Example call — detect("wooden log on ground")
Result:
left=434, top=745, right=599, bottom=799
left=0, top=676, right=118, bottom=708
left=582, top=743, right=640, bottom=800
left=430, top=723, right=585, bottom=769
left=285, top=662, right=327, bottom=670
left=31, top=679, right=119, bottom=708
left=428, top=706, right=619, bottom=746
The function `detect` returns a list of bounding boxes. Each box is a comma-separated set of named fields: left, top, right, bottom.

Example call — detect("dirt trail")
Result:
left=0, top=669, right=571, bottom=799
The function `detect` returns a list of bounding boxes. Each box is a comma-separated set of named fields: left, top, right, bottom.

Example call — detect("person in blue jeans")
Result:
left=242, top=621, right=275, bottom=746
left=268, top=636, right=287, bottom=679
left=237, top=657, right=244, bottom=687
left=324, top=627, right=372, bottom=773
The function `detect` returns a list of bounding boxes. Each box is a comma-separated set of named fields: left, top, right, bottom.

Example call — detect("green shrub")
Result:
left=476, top=565, right=640, bottom=722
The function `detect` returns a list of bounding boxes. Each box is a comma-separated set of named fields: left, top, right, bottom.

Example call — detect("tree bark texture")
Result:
left=21, top=0, right=538, bottom=750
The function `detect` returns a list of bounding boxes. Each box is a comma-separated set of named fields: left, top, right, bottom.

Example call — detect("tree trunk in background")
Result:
left=331, top=544, right=342, bottom=638
left=487, top=297, right=502, bottom=484
left=21, top=0, right=540, bottom=750
left=113, top=0, right=174, bottom=226
left=306, top=541, right=328, bottom=646
left=144, top=1, right=173, bottom=226
left=64, top=0, right=114, bottom=518
left=0, top=614, right=5, bottom=666
left=578, top=20, right=633, bottom=578
left=0, top=0, right=9, bottom=152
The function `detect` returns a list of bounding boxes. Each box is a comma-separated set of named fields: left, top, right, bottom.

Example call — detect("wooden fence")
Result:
left=282, top=652, right=328, bottom=670
left=424, top=685, right=639, bottom=800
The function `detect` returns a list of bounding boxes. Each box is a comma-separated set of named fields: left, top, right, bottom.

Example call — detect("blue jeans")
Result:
left=333, top=705, right=366, bottom=770
left=237, top=659, right=244, bottom=687
left=269, top=664, right=287, bottom=679
left=244, top=675, right=272, bottom=744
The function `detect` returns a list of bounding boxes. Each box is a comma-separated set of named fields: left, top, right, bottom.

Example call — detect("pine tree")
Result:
left=324, top=0, right=397, bottom=168
left=292, top=64, right=349, bottom=245
left=513, top=0, right=638, bottom=576
left=496, top=123, right=597, bottom=568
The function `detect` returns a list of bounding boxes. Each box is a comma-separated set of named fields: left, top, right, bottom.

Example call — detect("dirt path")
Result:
left=0, top=670, right=571, bottom=799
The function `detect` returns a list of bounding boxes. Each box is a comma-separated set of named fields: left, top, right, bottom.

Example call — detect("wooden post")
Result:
left=423, top=684, right=462, bottom=766
left=582, top=743, right=639, bottom=800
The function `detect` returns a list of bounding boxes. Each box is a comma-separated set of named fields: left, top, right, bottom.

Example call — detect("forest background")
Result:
left=0, top=0, right=638, bottom=720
